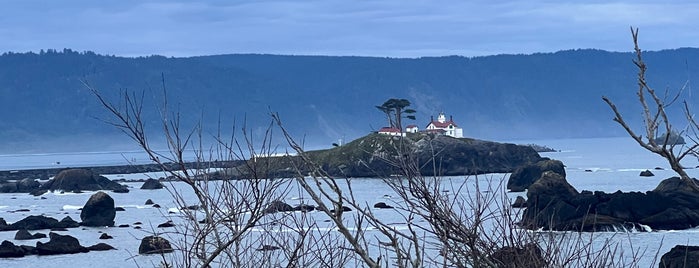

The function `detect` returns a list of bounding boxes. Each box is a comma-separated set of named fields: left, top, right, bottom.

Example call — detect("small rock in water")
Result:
left=115, top=207, right=125, bottom=212
left=640, top=170, right=655, bottom=177
left=99, top=233, right=113, bottom=239
left=373, top=202, right=394, bottom=209
left=145, top=199, right=154, bottom=205
left=138, top=236, right=173, bottom=254
left=157, top=221, right=175, bottom=228
left=152, top=204, right=161, bottom=208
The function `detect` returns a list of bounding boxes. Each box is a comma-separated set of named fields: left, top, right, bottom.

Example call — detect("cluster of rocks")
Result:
left=0, top=232, right=115, bottom=258
left=0, top=190, right=175, bottom=259
left=508, top=159, right=699, bottom=231
left=0, top=168, right=169, bottom=196
left=263, top=200, right=397, bottom=215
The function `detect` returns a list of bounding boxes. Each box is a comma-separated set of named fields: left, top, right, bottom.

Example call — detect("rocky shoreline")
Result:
left=0, top=160, right=241, bottom=182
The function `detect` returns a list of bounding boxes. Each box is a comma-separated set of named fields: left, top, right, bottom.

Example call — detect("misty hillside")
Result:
left=1, top=48, right=698, bottom=153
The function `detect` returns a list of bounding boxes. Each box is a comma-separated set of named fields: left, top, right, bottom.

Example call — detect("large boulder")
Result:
left=17, top=178, right=40, bottom=192
left=43, top=169, right=128, bottom=193
left=9, top=215, right=77, bottom=231
left=659, top=245, right=699, bottom=268
left=140, top=178, right=164, bottom=190
left=80, top=191, right=116, bottom=227
left=0, top=241, right=25, bottom=258
left=508, top=159, right=565, bottom=192
left=14, top=229, right=45, bottom=240
left=35, top=232, right=88, bottom=255
left=139, top=236, right=173, bottom=254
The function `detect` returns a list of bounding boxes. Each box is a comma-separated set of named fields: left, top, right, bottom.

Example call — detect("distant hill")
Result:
left=1, top=48, right=698, bottom=153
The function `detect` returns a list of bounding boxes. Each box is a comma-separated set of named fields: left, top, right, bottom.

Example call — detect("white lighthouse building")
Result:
left=425, top=112, right=463, bottom=138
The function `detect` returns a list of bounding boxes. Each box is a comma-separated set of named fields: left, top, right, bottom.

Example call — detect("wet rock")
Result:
left=99, top=233, right=113, bottom=239
left=80, top=191, right=116, bottom=227
left=640, top=170, right=655, bottom=177
left=87, top=243, right=116, bottom=251
left=373, top=202, right=394, bottom=209
left=118, top=224, right=129, bottom=228
left=264, top=201, right=294, bottom=214
left=36, top=232, right=88, bottom=255
left=145, top=199, right=154, bottom=205
left=30, top=189, right=47, bottom=196
left=507, top=159, right=566, bottom=192
left=14, top=229, right=45, bottom=240
left=10, top=215, right=77, bottom=231
left=115, top=207, right=125, bottom=212
left=140, top=178, right=164, bottom=190
left=42, top=169, right=128, bottom=193
left=0, top=240, right=25, bottom=258
left=152, top=204, right=161, bottom=208
left=659, top=245, right=699, bottom=268
left=17, top=178, right=40, bottom=193
left=257, top=245, right=281, bottom=251
left=294, top=204, right=315, bottom=212
left=329, top=206, right=352, bottom=213
left=511, top=196, right=527, bottom=208
left=157, top=221, right=175, bottom=228
left=138, top=236, right=173, bottom=255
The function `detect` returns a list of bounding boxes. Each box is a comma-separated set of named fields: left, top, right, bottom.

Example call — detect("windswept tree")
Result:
left=603, top=27, right=699, bottom=181
left=376, top=98, right=416, bottom=131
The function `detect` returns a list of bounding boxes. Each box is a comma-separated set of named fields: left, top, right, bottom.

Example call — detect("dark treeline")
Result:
left=1, top=48, right=698, bottom=152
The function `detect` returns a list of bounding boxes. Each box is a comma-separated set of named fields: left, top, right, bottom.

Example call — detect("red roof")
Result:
left=378, top=127, right=402, bottom=133
left=426, top=120, right=458, bottom=128
left=406, top=124, right=418, bottom=128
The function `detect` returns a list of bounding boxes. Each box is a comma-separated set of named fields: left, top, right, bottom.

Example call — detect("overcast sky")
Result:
left=2, top=0, right=698, bottom=58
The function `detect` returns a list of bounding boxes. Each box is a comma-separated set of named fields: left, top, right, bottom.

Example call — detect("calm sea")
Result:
left=0, top=136, right=696, bottom=267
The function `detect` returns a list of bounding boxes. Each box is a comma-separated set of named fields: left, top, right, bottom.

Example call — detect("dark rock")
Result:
left=43, top=169, right=128, bottom=193
left=115, top=207, right=125, bottom=211
left=659, top=245, right=699, bottom=268
left=80, top=191, right=116, bottom=227
left=87, top=243, right=115, bottom=251
left=145, top=199, right=154, bottom=205
left=59, top=216, right=80, bottom=228
left=50, top=228, right=68, bottom=232
left=112, top=187, right=129, bottom=193
left=140, top=178, right=164, bottom=190
left=99, top=233, right=113, bottom=239
left=157, top=221, right=175, bottom=228
left=17, top=178, right=40, bottom=192
left=138, top=236, right=173, bottom=254
left=0, top=182, right=17, bottom=193
left=294, top=204, right=315, bottom=212
left=373, top=202, right=394, bottom=209
left=489, top=243, right=546, bottom=268
left=14, top=229, right=42, bottom=240
left=330, top=206, right=352, bottom=213
left=640, top=170, right=655, bottom=177
left=12, top=209, right=30, bottom=213
left=19, top=245, right=37, bottom=255
left=512, top=196, right=527, bottom=208
left=10, top=215, right=69, bottom=231
left=72, top=189, right=83, bottom=194
left=134, top=222, right=142, bottom=225
left=0, top=240, right=25, bottom=258
left=181, top=205, right=200, bottom=210
left=264, top=201, right=294, bottom=214
left=257, top=245, right=281, bottom=251
left=507, top=159, right=565, bottom=192
left=152, top=204, right=161, bottom=208
left=118, top=224, right=129, bottom=228
left=655, top=167, right=664, bottom=170
left=36, top=232, right=88, bottom=255
left=133, top=226, right=142, bottom=229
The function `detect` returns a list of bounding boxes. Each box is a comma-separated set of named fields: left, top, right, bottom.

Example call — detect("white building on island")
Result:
left=425, top=112, right=463, bottom=138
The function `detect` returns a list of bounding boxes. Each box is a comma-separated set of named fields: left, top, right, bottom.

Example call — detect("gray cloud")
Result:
left=1, top=1, right=698, bottom=57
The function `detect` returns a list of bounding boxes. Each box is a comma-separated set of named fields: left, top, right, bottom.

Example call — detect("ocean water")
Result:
left=0, top=136, right=697, bottom=267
